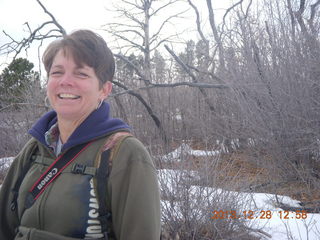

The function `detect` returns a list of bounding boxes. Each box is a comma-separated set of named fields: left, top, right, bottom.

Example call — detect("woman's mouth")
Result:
left=58, top=93, right=81, bottom=99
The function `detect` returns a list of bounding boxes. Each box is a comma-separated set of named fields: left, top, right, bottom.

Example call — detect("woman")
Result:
left=0, top=30, right=161, bottom=240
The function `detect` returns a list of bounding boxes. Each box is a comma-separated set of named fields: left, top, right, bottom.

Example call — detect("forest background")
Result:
left=0, top=0, right=320, bottom=239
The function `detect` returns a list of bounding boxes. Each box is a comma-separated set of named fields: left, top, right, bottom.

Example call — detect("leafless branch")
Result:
left=222, top=0, right=244, bottom=27
left=103, top=22, right=142, bottom=29
left=245, top=0, right=253, bottom=18
left=295, top=0, right=308, bottom=33
left=114, top=53, right=145, bottom=79
left=164, top=44, right=197, bottom=82
left=308, top=0, right=320, bottom=33
left=116, top=45, right=227, bottom=96
left=164, top=43, right=224, bottom=83
left=220, top=0, right=249, bottom=58
left=36, top=0, right=66, bottom=35
left=122, top=9, right=145, bottom=28
left=243, top=226, right=272, bottom=239
left=298, top=0, right=306, bottom=14
left=0, top=0, right=65, bottom=59
left=121, top=0, right=143, bottom=10
left=287, top=0, right=296, bottom=37
left=111, top=79, right=168, bottom=143
left=115, top=29, right=145, bottom=39
left=1, top=21, right=59, bottom=58
left=111, top=81, right=227, bottom=97
left=150, top=37, right=173, bottom=51
left=150, top=0, right=179, bottom=17
left=186, top=0, right=207, bottom=44
left=206, top=0, right=226, bottom=69
left=0, top=103, right=48, bottom=113
left=164, top=44, right=223, bottom=113
left=104, top=30, right=145, bottom=52
left=150, top=11, right=187, bottom=43
left=310, top=0, right=320, bottom=21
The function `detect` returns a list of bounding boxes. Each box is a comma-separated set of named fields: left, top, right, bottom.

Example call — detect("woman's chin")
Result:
left=56, top=109, right=82, bottom=120
left=55, top=107, right=94, bottom=123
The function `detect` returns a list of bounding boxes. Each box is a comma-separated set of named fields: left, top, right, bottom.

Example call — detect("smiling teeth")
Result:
left=58, top=93, right=80, bottom=99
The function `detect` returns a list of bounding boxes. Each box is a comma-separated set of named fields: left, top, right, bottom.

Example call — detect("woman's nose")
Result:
left=59, top=73, right=74, bottom=86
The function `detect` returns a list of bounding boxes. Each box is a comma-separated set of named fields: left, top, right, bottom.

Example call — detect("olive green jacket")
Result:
left=0, top=135, right=161, bottom=240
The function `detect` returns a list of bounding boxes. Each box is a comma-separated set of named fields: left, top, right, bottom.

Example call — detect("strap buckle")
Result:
left=72, top=163, right=86, bottom=174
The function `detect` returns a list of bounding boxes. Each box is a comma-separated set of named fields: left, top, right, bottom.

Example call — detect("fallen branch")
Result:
left=276, top=201, right=320, bottom=213
left=110, top=81, right=227, bottom=97
left=243, top=226, right=272, bottom=239
left=111, top=80, right=168, bottom=143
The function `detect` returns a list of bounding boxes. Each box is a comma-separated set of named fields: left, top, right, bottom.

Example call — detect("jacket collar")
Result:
left=28, top=102, right=130, bottom=152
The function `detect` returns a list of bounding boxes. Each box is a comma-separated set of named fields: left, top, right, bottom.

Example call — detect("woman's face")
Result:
left=47, top=49, right=111, bottom=121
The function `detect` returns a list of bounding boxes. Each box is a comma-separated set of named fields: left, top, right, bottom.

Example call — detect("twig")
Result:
left=0, top=0, right=65, bottom=58
left=244, top=226, right=272, bottom=239
left=164, top=44, right=224, bottom=84
left=276, top=201, right=320, bottom=213
left=36, top=0, right=66, bottom=35
left=110, top=81, right=227, bottom=97
left=0, top=103, right=48, bottom=113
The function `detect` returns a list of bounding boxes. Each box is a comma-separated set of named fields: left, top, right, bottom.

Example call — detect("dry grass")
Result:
left=159, top=141, right=320, bottom=207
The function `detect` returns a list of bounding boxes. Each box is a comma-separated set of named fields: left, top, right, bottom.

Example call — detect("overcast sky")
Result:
left=0, top=0, right=108, bottom=37
left=0, top=0, right=110, bottom=70
left=0, top=0, right=233, bottom=72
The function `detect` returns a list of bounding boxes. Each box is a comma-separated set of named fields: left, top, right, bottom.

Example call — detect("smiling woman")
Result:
left=0, top=30, right=161, bottom=240
left=46, top=48, right=112, bottom=142
left=43, top=30, right=115, bottom=144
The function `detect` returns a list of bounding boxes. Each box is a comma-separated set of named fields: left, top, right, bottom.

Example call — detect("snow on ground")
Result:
left=232, top=191, right=319, bottom=239
left=0, top=157, right=14, bottom=168
left=158, top=145, right=320, bottom=240
left=160, top=143, right=221, bottom=162
left=159, top=168, right=320, bottom=239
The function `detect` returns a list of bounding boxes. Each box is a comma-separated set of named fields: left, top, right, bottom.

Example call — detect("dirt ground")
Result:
left=160, top=142, right=320, bottom=213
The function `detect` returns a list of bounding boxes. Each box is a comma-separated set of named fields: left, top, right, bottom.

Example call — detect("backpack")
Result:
left=10, top=132, right=132, bottom=239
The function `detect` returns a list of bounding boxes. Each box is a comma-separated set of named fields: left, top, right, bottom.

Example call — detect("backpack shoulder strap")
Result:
left=106, top=132, right=133, bottom=171
left=11, top=139, right=39, bottom=211
left=96, top=132, right=132, bottom=237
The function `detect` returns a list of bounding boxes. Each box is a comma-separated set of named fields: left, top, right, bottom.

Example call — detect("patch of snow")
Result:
left=0, top=157, right=14, bottom=168
left=158, top=168, right=320, bottom=240
left=161, top=143, right=221, bottom=162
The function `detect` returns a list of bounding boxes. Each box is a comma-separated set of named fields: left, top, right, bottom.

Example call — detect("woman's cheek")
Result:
left=46, top=80, right=56, bottom=104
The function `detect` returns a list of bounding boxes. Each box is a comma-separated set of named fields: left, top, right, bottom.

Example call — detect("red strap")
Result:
left=28, top=141, right=92, bottom=202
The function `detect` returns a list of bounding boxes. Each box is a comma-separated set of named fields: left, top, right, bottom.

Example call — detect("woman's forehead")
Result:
left=53, top=47, right=88, bottom=69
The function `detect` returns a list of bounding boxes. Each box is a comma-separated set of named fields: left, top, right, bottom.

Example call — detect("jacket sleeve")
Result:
left=0, top=139, right=36, bottom=240
left=107, top=137, right=161, bottom=240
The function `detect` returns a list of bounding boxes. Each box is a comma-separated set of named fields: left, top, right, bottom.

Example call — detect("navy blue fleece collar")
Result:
left=28, top=102, right=130, bottom=152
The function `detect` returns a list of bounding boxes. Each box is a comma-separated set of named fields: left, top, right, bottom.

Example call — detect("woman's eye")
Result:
left=50, top=71, right=63, bottom=76
left=76, top=72, right=89, bottom=78
left=80, top=72, right=88, bottom=77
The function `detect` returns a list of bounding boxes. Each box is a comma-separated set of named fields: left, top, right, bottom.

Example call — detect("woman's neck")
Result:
left=57, top=116, right=86, bottom=144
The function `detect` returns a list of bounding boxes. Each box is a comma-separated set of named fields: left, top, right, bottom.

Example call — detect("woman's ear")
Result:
left=100, top=81, right=112, bottom=100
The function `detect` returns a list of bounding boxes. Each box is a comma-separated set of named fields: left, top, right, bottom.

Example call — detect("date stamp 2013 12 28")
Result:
left=211, top=210, right=308, bottom=220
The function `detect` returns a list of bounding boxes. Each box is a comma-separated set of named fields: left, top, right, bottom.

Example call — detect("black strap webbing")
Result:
left=25, top=142, right=92, bottom=208
left=10, top=144, right=38, bottom=211
left=97, top=149, right=112, bottom=236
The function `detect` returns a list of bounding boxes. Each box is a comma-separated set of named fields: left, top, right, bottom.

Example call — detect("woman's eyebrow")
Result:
left=51, top=65, right=64, bottom=69
left=76, top=64, right=89, bottom=69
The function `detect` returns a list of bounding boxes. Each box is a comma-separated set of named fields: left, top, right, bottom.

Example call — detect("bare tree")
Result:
left=101, top=0, right=193, bottom=144
left=161, top=0, right=320, bottom=201
left=0, top=0, right=65, bottom=59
